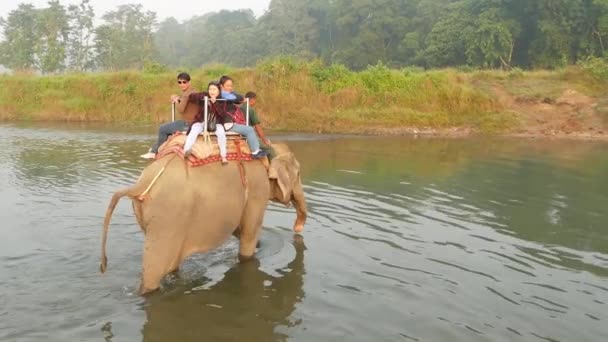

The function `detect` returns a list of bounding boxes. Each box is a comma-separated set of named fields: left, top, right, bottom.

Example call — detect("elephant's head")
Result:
left=268, top=152, right=300, bottom=203
left=268, top=145, right=307, bottom=233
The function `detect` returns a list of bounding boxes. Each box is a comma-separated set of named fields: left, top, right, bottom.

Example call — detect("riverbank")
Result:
left=1, top=59, right=607, bottom=138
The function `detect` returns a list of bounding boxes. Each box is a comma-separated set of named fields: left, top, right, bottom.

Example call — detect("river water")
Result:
left=0, top=122, right=606, bottom=342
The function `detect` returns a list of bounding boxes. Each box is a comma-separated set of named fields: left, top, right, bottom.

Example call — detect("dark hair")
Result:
left=219, top=75, right=233, bottom=87
left=245, top=91, right=256, bottom=99
left=177, top=72, right=191, bottom=81
left=207, top=81, right=221, bottom=93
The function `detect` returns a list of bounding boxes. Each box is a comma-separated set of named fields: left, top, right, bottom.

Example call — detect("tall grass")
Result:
left=2, top=57, right=603, bottom=133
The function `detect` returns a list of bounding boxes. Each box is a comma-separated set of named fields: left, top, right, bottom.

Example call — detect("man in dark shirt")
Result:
left=241, top=91, right=275, bottom=158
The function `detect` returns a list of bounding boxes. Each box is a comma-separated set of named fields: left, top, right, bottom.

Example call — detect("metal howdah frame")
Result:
left=171, top=97, right=250, bottom=132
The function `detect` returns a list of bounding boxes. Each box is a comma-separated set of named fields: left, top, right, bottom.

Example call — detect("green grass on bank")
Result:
left=1, top=57, right=606, bottom=134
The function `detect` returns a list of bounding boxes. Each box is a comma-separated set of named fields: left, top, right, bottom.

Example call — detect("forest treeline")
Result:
left=1, top=0, right=607, bottom=73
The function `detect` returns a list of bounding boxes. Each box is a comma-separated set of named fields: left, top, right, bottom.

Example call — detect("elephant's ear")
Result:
left=269, top=156, right=293, bottom=203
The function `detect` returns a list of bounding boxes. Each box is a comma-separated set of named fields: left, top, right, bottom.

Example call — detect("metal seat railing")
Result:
left=171, top=96, right=251, bottom=136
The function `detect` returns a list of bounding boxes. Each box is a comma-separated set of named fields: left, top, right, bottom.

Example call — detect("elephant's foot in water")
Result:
left=238, top=253, right=256, bottom=263
left=139, top=245, right=182, bottom=295
left=233, top=229, right=258, bottom=262
left=233, top=227, right=262, bottom=248
left=139, top=266, right=167, bottom=295
left=293, top=219, right=305, bottom=234
left=139, top=270, right=178, bottom=295
left=139, top=282, right=159, bottom=296
left=238, top=235, right=260, bottom=262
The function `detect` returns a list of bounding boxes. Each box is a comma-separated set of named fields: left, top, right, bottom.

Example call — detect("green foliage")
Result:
left=508, top=67, right=525, bottom=79
left=0, top=4, right=39, bottom=70
left=154, top=9, right=259, bottom=68
left=579, top=57, right=608, bottom=79
left=201, top=64, right=235, bottom=80
left=66, top=0, right=95, bottom=71
left=257, top=0, right=323, bottom=59
left=256, top=56, right=307, bottom=78
left=310, top=62, right=356, bottom=92
left=401, top=66, right=426, bottom=74
left=331, top=0, right=419, bottom=69
left=93, top=4, right=156, bottom=70
left=63, top=96, right=96, bottom=113
left=1, top=0, right=608, bottom=72
left=358, top=62, right=395, bottom=92
left=423, top=2, right=472, bottom=67
left=35, top=0, right=70, bottom=73
left=121, top=83, right=137, bottom=95
left=142, top=60, right=168, bottom=74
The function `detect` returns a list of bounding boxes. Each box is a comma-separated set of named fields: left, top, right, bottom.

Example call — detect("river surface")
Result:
left=0, top=122, right=607, bottom=342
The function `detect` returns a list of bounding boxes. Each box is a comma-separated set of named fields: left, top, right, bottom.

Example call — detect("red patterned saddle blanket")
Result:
left=156, top=132, right=255, bottom=167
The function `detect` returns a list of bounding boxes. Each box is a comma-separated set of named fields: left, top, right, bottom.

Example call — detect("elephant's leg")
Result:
left=139, top=236, right=183, bottom=294
left=232, top=227, right=262, bottom=248
left=291, top=181, right=307, bottom=233
left=237, top=225, right=260, bottom=262
left=232, top=226, right=241, bottom=239
left=237, top=205, right=266, bottom=261
left=132, top=201, right=145, bottom=232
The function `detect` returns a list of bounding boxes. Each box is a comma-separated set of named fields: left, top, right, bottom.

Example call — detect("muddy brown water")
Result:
left=0, top=122, right=606, bottom=341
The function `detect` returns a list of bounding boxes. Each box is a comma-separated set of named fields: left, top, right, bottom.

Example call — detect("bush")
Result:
left=508, top=67, right=524, bottom=79
left=358, top=62, right=394, bottom=92
left=256, top=56, right=306, bottom=78
left=142, top=60, right=168, bottom=74
left=310, top=63, right=356, bottom=92
left=201, top=64, right=234, bottom=80
left=401, top=66, right=425, bottom=75
left=579, top=57, right=608, bottom=80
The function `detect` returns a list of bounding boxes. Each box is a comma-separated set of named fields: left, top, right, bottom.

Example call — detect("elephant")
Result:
left=141, top=235, right=306, bottom=342
left=100, top=139, right=307, bottom=295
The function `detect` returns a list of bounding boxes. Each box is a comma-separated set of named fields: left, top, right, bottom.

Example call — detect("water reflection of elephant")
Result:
left=141, top=235, right=306, bottom=342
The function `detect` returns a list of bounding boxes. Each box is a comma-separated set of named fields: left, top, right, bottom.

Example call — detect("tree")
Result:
left=331, top=0, right=420, bottom=69
left=200, top=9, right=259, bottom=66
left=4, top=0, right=608, bottom=72
left=423, top=2, right=475, bottom=67
left=467, top=6, right=520, bottom=68
left=0, top=4, right=39, bottom=70
left=94, top=4, right=156, bottom=70
left=256, top=0, right=325, bottom=59
left=528, top=0, right=586, bottom=68
left=423, top=0, right=522, bottom=68
left=583, top=0, right=608, bottom=57
left=153, top=10, right=262, bottom=67
left=153, top=17, right=185, bottom=66
left=36, top=0, right=70, bottom=73
left=66, top=0, right=95, bottom=71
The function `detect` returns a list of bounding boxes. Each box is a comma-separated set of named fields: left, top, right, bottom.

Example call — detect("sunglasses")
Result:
left=177, top=80, right=189, bottom=84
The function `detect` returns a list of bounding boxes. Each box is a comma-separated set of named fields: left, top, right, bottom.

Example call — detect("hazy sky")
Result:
left=0, top=0, right=272, bottom=21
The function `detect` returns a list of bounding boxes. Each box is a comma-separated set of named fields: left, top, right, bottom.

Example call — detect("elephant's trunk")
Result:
left=291, top=180, right=307, bottom=233
left=100, top=187, right=132, bottom=273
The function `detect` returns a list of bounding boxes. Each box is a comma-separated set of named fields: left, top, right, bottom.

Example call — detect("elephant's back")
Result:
left=141, top=156, right=269, bottom=218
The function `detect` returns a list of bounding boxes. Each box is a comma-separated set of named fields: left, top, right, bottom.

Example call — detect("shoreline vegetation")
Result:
left=1, top=58, right=607, bottom=139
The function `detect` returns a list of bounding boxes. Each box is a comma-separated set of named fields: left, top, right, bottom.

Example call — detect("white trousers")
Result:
left=184, top=122, right=204, bottom=152
left=215, top=124, right=227, bottom=158
left=184, top=122, right=228, bottom=159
